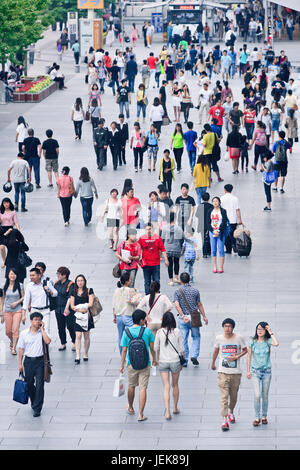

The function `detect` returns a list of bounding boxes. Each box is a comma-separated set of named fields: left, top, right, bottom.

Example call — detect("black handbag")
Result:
left=17, top=250, right=32, bottom=268
left=163, top=331, right=185, bottom=365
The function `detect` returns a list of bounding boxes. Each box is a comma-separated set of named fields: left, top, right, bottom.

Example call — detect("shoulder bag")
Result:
left=147, top=294, right=161, bottom=322
left=112, top=242, right=125, bottom=278
left=88, top=289, right=103, bottom=317
left=42, top=339, right=52, bottom=383
left=162, top=330, right=185, bottom=366
left=179, top=288, right=202, bottom=328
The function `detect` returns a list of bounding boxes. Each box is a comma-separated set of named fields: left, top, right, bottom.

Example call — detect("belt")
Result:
left=31, top=306, right=49, bottom=310
left=25, top=356, right=44, bottom=360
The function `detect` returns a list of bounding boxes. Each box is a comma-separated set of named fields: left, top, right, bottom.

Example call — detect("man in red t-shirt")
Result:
left=122, top=187, right=141, bottom=233
left=116, top=229, right=141, bottom=287
left=138, top=223, right=169, bottom=294
left=147, top=52, right=158, bottom=89
left=208, top=99, right=225, bottom=129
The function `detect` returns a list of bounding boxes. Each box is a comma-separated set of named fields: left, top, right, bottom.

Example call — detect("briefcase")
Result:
left=13, top=373, right=29, bottom=404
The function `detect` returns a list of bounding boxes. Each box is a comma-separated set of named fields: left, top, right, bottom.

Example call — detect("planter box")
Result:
left=14, top=81, right=59, bottom=103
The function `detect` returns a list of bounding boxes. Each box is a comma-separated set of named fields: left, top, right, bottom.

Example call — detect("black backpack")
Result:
left=212, top=133, right=221, bottom=161
left=125, top=327, right=149, bottom=370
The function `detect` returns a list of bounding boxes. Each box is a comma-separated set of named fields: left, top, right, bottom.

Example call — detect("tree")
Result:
left=0, top=0, right=51, bottom=68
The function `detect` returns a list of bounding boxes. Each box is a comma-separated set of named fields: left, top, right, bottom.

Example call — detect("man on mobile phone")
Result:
left=18, top=312, right=51, bottom=417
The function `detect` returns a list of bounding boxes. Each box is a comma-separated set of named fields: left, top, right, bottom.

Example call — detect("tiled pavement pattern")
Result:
left=0, top=30, right=299, bottom=450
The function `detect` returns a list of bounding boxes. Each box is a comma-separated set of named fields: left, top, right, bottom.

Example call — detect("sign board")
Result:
left=79, top=18, right=93, bottom=56
left=93, top=19, right=103, bottom=50
left=152, top=12, right=163, bottom=34
left=77, top=0, right=104, bottom=9
left=67, top=12, right=78, bottom=47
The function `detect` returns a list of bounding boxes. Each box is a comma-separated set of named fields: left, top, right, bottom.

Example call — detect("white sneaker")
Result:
left=168, top=281, right=174, bottom=286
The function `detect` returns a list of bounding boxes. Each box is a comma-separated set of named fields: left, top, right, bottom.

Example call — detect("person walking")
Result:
left=272, top=130, right=291, bottom=195
left=249, top=121, right=268, bottom=171
left=183, top=122, right=197, bottom=174
left=174, top=272, right=208, bottom=367
left=206, top=196, right=229, bottom=273
left=89, top=98, right=101, bottom=129
left=7, top=152, right=31, bottom=212
left=0, top=268, right=24, bottom=355
left=193, top=155, right=210, bottom=204
left=71, top=40, right=80, bottom=64
left=116, top=78, right=131, bottom=119
left=171, top=82, right=181, bottom=122
left=130, top=122, right=145, bottom=172
left=171, top=124, right=184, bottom=173
left=22, top=267, right=57, bottom=333
left=159, top=149, right=175, bottom=197
left=93, top=118, right=109, bottom=171
left=41, top=129, right=59, bottom=188
left=125, top=55, right=138, bottom=93
left=146, top=124, right=159, bottom=172
left=108, top=121, right=121, bottom=171
left=18, top=311, right=51, bottom=417
left=161, top=212, right=184, bottom=286
left=136, top=83, right=148, bottom=122
left=154, top=311, right=184, bottom=419
left=116, top=228, right=141, bottom=287
left=112, top=272, right=142, bottom=354
left=182, top=226, right=199, bottom=283
left=101, top=188, right=122, bottom=250
left=0, top=198, right=20, bottom=268
left=74, top=167, right=98, bottom=227
left=285, top=108, right=298, bottom=153
left=57, top=166, right=75, bottom=227
left=211, top=318, right=247, bottom=431
left=138, top=223, right=168, bottom=295
left=149, top=97, right=164, bottom=136
left=15, top=116, right=28, bottom=153
left=247, top=322, right=279, bottom=426
left=71, top=98, right=85, bottom=141
left=69, top=275, right=95, bottom=364
left=117, top=114, right=129, bottom=165
left=120, top=309, right=157, bottom=421
left=54, top=266, right=75, bottom=352
left=22, top=128, right=41, bottom=189
left=130, top=23, right=138, bottom=47
left=226, top=125, right=243, bottom=174
left=3, top=229, right=29, bottom=284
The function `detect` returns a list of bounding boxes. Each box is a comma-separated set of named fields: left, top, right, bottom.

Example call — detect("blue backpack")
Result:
left=125, top=327, right=149, bottom=370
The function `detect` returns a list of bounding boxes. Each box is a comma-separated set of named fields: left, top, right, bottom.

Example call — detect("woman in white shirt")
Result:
left=112, top=272, right=142, bottom=354
left=154, top=311, right=185, bottom=419
left=16, top=116, right=28, bottom=152
left=71, top=97, right=85, bottom=140
left=149, top=97, right=164, bottom=137
left=101, top=188, right=123, bottom=250
left=116, top=51, right=125, bottom=80
left=137, top=281, right=172, bottom=338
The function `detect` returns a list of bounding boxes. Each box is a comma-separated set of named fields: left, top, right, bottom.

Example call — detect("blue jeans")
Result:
left=198, top=33, right=203, bottom=45
left=252, top=368, right=272, bottom=420
left=229, top=63, right=236, bottom=78
left=111, top=79, right=119, bottom=96
left=116, top=315, right=133, bottom=355
left=209, top=232, right=225, bottom=257
left=184, top=259, right=195, bottom=282
left=128, top=76, right=135, bottom=93
left=187, top=150, right=196, bottom=170
left=137, top=103, right=146, bottom=118
left=99, top=78, right=105, bottom=92
left=195, top=187, right=207, bottom=205
left=28, top=157, right=40, bottom=185
left=14, top=182, right=26, bottom=208
left=80, top=197, right=93, bottom=225
left=142, top=265, right=160, bottom=295
left=178, top=317, right=200, bottom=360
left=119, top=101, right=129, bottom=118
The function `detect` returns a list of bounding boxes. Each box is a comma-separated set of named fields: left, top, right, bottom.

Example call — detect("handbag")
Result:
left=163, top=331, right=185, bottom=366
left=17, top=250, right=32, bottom=268
left=263, top=169, right=278, bottom=184
left=13, top=372, right=29, bottom=404
left=89, top=294, right=103, bottom=317
left=85, top=107, right=90, bottom=121
left=42, top=340, right=52, bottom=383
left=162, top=114, right=171, bottom=126
left=112, top=242, right=125, bottom=278
left=179, top=288, right=202, bottom=328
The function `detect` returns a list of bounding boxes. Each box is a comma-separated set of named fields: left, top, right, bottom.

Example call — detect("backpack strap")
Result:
left=138, top=326, right=145, bottom=339
left=125, top=327, right=134, bottom=341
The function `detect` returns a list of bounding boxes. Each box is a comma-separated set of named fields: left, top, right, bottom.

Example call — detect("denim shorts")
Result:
left=158, top=361, right=181, bottom=373
left=271, top=119, right=280, bottom=131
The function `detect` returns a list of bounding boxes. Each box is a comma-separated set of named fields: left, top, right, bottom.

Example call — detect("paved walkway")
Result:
left=0, top=30, right=299, bottom=450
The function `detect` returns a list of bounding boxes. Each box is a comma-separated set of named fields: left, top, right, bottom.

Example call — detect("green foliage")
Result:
left=0, top=0, right=51, bottom=65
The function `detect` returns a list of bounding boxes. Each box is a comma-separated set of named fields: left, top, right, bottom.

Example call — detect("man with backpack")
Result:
left=213, top=46, right=222, bottom=75
left=272, top=130, right=291, bottom=194
left=120, top=309, right=157, bottom=421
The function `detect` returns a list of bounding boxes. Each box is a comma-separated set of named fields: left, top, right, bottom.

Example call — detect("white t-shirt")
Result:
left=94, top=51, right=103, bottom=64
left=220, top=193, right=240, bottom=224
left=16, top=123, right=28, bottom=143
left=214, top=333, right=246, bottom=374
left=9, top=159, right=29, bottom=183
left=199, top=88, right=212, bottom=104
left=72, top=105, right=84, bottom=121
left=154, top=328, right=184, bottom=363
left=106, top=198, right=122, bottom=219
left=137, top=293, right=172, bottom=324
left=258, top=113, right=272, bottom=135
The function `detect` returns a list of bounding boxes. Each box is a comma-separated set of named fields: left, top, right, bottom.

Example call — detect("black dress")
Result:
left=71, top=287, right=95, bottom=332
left=5, top=229, right=28, bottom=283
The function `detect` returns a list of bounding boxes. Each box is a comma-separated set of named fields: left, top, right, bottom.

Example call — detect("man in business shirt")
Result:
left=22, top=268, right=57, bottom=333
left=18, top=311, right=51, bottom=417
left=116, top=113, right=129, bottom=165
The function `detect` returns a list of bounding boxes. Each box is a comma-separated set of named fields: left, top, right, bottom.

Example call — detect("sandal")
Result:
left=253, top=419, right=261, bottom=427
left=261, top=418, right=268, bottom=425
left=126, top=405, right=135, bottom=415
left=11, top=348, right=17, bottom=355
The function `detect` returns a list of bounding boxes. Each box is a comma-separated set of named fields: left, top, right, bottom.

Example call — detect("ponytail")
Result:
left=149, top=281, right=160, bottom=307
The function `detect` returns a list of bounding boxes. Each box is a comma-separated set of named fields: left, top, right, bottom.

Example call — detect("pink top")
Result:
left=58, top=175, right=74, bottom=198
left=0, top=210, right=18, bottom=227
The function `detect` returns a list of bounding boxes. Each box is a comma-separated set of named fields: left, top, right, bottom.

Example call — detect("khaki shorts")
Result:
left=127, top=365, right=151, bottom=389
left=45, top=159, right=59, bottom=172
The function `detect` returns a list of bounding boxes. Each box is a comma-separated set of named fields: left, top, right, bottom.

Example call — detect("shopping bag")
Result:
left=113, top=374, right=125, bottom=398
left=224, top=150, right=230, bottom=161
left=0, top=340, right=6, bottom=364
left=13, top=373, right=29, bottom=404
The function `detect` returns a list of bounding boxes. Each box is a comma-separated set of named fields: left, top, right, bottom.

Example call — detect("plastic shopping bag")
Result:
left=113, top=374, right=125, bottom=398
left=224, top=151, right=230, bottom=162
